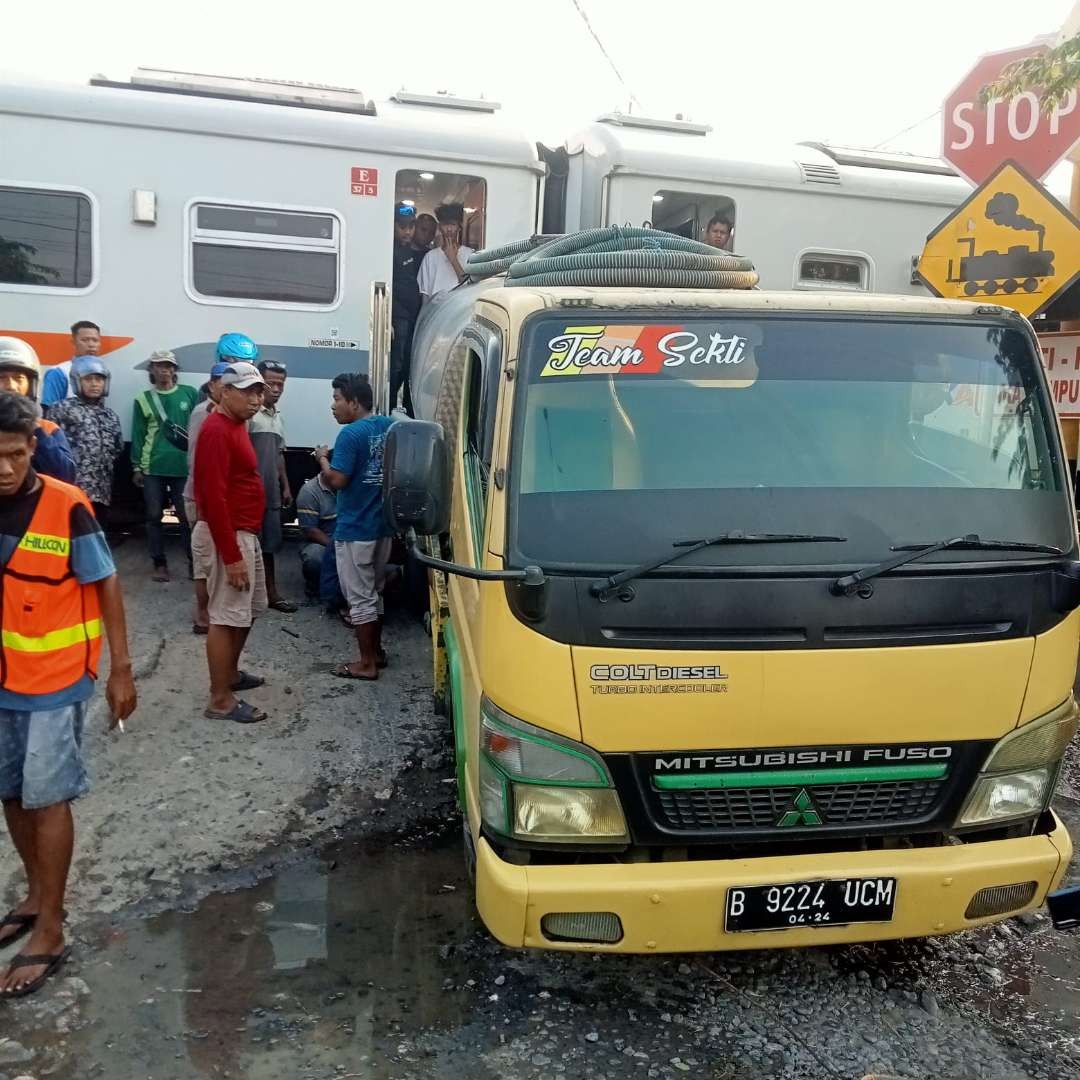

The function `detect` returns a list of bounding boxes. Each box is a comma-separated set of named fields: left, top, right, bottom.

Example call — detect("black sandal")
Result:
left=0, top=946, right=71, bottom=998
left=0, top=912, right=36, bottom=949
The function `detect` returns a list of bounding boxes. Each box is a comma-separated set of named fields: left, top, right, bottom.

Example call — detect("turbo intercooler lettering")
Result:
left=653, top=746, right=954, bottom=771
left=590, top=664, right=729, bottom=697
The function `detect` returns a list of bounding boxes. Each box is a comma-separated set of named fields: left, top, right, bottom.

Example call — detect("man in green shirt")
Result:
left=131, top=350, right=198, bottom=581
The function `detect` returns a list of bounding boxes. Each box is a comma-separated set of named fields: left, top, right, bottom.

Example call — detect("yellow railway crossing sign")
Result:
left=916, top=160, right=1080, bottom=318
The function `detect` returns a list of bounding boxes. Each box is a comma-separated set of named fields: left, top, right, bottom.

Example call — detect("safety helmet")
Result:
left=0, top=336, right=42, bottom=400
left=216, top=332, right=259, bottom=363
left=71, top=355, right=111, bottom=399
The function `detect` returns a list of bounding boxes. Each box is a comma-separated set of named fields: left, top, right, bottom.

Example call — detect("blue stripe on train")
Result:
left=150, top=343, right=371, bottom=380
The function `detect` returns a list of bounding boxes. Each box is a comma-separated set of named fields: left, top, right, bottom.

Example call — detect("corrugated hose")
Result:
left=464, top=226, right=758, bottom=289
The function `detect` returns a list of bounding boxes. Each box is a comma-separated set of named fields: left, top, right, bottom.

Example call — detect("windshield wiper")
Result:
left=832, top=534, right=1065, bottom=596
left=589, top=531, right=847, bottom=601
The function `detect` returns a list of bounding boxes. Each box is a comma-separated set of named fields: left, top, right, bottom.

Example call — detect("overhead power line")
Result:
left=872, top=108, right=942, bottom=149
left=569, top=0, right=644, bottom=114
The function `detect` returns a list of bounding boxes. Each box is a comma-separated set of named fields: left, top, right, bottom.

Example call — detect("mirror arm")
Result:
left=408, top=542, right=546, bottom=585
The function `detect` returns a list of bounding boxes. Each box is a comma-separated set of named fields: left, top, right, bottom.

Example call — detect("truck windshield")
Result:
left=509, top=315, right=1072, bottom=570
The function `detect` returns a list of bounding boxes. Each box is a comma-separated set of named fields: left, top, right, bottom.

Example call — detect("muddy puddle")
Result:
left=51, top=839, right=498, bottom=1080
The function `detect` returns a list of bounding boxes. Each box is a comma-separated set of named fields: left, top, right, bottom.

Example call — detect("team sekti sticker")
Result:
left=539, top=324, right=758, bottom=386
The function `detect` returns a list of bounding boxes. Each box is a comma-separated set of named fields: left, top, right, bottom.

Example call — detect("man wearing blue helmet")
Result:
left=48, top=357, right=123, bottom=531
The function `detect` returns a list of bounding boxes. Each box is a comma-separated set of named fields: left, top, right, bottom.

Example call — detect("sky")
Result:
left=3, top=0, right=1078, bottom=181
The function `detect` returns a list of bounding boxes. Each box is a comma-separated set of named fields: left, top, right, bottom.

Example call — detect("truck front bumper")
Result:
left=475, top=812, right=1073, bottom=953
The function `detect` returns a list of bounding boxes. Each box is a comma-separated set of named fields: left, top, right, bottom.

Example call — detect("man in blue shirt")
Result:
left=41, top=321, right=101, bottom=410
left=314, top=373, right=393, bottom=680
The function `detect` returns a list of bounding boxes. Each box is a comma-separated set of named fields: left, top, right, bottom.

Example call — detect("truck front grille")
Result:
left=654, top=778, right=945, bottom=832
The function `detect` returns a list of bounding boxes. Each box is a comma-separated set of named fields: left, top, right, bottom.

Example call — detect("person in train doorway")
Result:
left=704, top=213, right=734, bottom=251
left=0, top=391, right=137, bottom=999
left=413, top=213, right=437, bottom=254
left=314, top=373, right=394, bottom=681
left=192, top=362, right=270, bottom=724
left=390, top=203, right=422, bottom=414
left=47, top=357, right=124, bottom=533
left=40, top=320, right=101, bottom=411
left=418, top=203, right=474, bottom=303
left=250, top=359, right=295, bottom=613
left=131, top=350, right=198, bottom=582
left=0, top=338, right=77, bottom=485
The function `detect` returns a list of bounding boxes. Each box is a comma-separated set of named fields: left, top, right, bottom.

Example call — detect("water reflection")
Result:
left=81, top=841, right=481, bottom=1079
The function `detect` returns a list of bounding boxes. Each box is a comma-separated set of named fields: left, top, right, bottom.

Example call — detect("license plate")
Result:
left=725, top=876, right=897, bottom=933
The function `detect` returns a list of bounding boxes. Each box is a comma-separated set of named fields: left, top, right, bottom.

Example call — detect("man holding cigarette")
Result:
left=0, top=392, right=137, bottom=998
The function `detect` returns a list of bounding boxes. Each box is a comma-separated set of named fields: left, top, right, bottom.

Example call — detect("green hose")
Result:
left=464, top=226, right=758, bottom=290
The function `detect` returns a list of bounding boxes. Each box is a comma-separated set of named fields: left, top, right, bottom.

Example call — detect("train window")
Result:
left=0, top=186, right=92, bottom=289
left=651, top=190, right=736, bottom=250
left=189, top=201, right=340, bottom=306
left=797, top=253, right=871, bottom=291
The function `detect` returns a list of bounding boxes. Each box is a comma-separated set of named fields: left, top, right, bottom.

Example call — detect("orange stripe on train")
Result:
left=0, top=330, right=134, bottom=366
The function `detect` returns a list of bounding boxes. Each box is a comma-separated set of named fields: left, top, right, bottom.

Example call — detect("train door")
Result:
left=388, top=169, right=488, bottom=413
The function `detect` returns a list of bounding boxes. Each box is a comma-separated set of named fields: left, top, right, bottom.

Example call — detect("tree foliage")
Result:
left=0, top=238, right=55, bottom=286
left=978, top=34, right=1080, bottom=113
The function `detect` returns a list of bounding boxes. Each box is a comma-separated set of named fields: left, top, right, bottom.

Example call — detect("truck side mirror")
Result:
left=383, top=419, right=450, bottom=536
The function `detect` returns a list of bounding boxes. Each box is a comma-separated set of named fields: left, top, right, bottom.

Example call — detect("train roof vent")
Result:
left=797, top=160, right=842, bottom=186
left=597, top=112, right=712, bottom=136
left=800, top=141, right=957, bottom=177
left=391, top=90, right=500, bottom=113
left=90, top=68, right=377, bottom=115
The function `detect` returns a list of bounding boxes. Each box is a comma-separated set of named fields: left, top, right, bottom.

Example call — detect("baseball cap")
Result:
left=219, top=361, right=266, bottom=389
left=210, top=361, right=231, bottom=379
left=148, top=349, right=178, bottom=366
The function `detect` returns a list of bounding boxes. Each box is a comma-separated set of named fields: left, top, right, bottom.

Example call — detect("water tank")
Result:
left=409, top=277, right=501, bottom=427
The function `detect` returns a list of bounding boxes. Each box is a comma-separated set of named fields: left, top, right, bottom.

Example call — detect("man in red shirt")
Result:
left=192, top=362, right=269, bottom=724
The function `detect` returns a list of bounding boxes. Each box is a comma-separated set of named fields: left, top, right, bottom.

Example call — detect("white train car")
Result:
left=0, top=69, right=544, bottom=460
left=547, top=114, right=969, bottom=295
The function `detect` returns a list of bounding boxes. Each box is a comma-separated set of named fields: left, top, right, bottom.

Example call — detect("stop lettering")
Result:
left=942, top=44, right=1080, bottom=186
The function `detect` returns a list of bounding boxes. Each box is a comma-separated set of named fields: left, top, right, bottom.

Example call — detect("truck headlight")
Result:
left=958, top=698, right=1078, bottom=827
left=478, top=698, right=629, bottom=844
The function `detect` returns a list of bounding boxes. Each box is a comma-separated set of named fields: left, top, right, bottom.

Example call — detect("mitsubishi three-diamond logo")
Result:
left=777, top=789, right=822, bottom=828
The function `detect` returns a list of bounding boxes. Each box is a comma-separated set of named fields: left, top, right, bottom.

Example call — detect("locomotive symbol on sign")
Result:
left=947, top=191, right=1053, bottom=297
left=917, top=160, right=1080, bottom=318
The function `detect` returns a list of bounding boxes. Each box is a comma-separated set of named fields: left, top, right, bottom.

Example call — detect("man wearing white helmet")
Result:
left=48, top=357, right=123, bottom=531
left=0, top=338, right=77, bottom=485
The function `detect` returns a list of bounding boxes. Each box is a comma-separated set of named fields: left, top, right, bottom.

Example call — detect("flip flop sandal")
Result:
left=0, top=912, right=36, bottom=949
left=332, top=664, right=378, bottom=681
left=0, top=946, right=71, bottom=999
left=204, top=700, right=268, bottom=724
left=269, top=599, right=299, bottom=613
left=231, top=670, right=265, bottom=691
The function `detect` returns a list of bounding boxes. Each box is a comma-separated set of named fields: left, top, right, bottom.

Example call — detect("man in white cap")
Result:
left=131, top=349, right=198, bottom=582
left=191, top=362, right=269, bottom=724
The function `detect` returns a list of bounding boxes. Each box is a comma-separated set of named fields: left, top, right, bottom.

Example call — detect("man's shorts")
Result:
left=335, top=537, right=392, bottom=626
left=0, top=701, right=89, bottom=809
left=260, top=506, right=284, bottom=556
left=191, top=522, right=268, bottom=628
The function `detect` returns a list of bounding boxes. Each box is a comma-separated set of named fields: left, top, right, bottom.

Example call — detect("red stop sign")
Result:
left=942, top=45, right=1080, bottom=186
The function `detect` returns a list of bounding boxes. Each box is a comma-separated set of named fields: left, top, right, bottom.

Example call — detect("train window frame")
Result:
left=794, top=249, right=874, bottom=292
left=0, top=182, right=98, bottom=296
left=184, top=197, right=344, bottom=311
left=649, top=189, right=737, bottom=249
left=394, top=169, right=489, bottom=252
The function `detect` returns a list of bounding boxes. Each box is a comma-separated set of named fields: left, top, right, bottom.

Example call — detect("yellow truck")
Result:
left=384, top=236, right=1079, bottom=953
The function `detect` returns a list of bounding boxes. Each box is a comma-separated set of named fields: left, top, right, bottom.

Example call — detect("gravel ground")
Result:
left=0, top=534, right=1078, bottom=1080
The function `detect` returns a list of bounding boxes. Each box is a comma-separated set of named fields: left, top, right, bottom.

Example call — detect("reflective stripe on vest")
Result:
left=1, top=475, right=103, bottom=695
left=2, top=618, right=102, bottom=653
